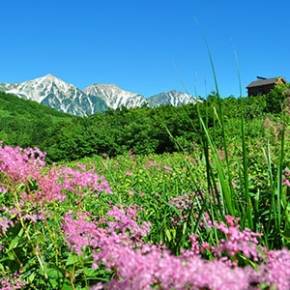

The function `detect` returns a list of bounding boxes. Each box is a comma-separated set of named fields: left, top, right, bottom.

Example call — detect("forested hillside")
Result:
left=0, top=84, right=289, bottom=162
left=0, top=92, right=77, bottom=149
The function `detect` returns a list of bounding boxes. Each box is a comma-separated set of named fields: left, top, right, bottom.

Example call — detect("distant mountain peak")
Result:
left=33, top=74, right=73, bottom=89
left=90, top=83, right=119, bottom=88
left=43, top=73, right=58, bottom=80
left=33, top=74, right=61, bottom=83
left=84, top=83, right=146, bottom=110
left=165, top=89, right=190, bottom=95
left=0, top=75, right=107, bottom=116
left=148, top=90, right=199, bottom=107
left=1, top=74, right=200, bottom=115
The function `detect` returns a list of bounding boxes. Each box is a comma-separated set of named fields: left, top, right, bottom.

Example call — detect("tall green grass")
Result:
left=133, top=44, right=290, bottom=250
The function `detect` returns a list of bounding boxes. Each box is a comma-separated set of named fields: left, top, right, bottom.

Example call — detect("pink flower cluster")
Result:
left=0, top=279, right=24, bottom=290
left=0, top=143, right=112, bottom=203
left=0, top=216, right=13, bottom=236
left=0, top=186, right=7, bottom=193
left=63, top=209, right=290, bottom=290
left=169, top=193, right=194, bottom=226
left=63, top=211, right=101, bottom=254
left=1, top=202, right=46, bottom=225
left=106, top=206, right=150, bottom=238
left=283, top=168, right=290, bottom=187
left=259, top=249, right=290, bottom=290
left=0, top=273, right=25, bottom=290
left=211, top=215, right=262, bottom=261
left=58, top=167, right=112, bottom=194
left=0, top=143, right=45, bottom=183
left=63, top=207, right=149, bottom=255
left=21, top=167, right=112, bottom=203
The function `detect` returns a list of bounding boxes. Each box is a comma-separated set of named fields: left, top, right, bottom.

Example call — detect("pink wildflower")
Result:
left=0, top=216, right=13, bottom=235
left=63, top=211, right=263, bottom=290
left=0, top=144, right=112, bottom=204
left=0, top=273, right=25, bottom=290
left=259, top=249, right=290, bottom=290
left=0, top=143, right=45, bottom=182
left=0, top=186, right=7, bottom=194
left=210, top=215, right=261, bottom=261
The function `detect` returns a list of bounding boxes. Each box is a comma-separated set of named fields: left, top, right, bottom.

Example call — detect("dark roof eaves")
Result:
left=246, top=77, right=286, bottom=88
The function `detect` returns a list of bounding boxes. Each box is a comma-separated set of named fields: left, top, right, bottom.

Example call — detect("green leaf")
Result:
left=165, top=229, right=171, bottom=242
left=84, top=267, right=97, bottom=278
left=8, top=236, right=20, bottom=251
left=66, top=253, right=80, bottom=266
left=28, top=272, right=36, bottom=283
left=61, top=284, right=74, bottom=290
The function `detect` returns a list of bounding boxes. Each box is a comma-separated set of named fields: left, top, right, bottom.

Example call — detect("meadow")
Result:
left=0, top=86, right=290, bottom=289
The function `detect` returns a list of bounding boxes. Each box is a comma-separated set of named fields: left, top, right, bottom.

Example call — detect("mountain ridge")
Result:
left=84, top=83, right=147, bottom=110
left=0, top=74, right=200, bottom=115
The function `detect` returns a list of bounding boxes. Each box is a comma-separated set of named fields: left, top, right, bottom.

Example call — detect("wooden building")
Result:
left=247, top=76, right=287, bottom=96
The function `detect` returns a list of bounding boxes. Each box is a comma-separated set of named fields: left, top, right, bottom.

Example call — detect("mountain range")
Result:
left=0, top=74, right=200, bottom=116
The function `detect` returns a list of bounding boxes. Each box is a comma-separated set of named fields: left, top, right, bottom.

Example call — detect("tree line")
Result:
left=0, top=84, right=289, bottom=162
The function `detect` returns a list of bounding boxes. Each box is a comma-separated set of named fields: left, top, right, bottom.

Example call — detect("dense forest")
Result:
left=0, top=84, right=289, bottom=162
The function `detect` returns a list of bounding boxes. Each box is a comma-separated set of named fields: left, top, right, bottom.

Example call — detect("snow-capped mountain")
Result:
left=148, top=90, right=199, bottom=107
left=0, top=83, right=18, bottom=91
left=0, top=75, right=107, bottom=116
left=0, top=75, right=200, bottom=116
left=84, top=84, right=147, bottom=110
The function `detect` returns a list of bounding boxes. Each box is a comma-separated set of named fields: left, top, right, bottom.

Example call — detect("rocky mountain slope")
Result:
left=0, top=75, right=107, bottom=116
left=0, top=75, right=199, bottom=115
left=148, top=90, right=198, bottom=107
left=84, top=84, right=147, bottom=110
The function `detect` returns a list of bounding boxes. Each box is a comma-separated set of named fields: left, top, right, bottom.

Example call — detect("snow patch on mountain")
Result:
left=148, top=90, right=199, bottom=107
left=1, top=74, right=107, bottom=116
left=84, top=84, right=147, bottom=109
left=1, top=75, right=200, bottom=115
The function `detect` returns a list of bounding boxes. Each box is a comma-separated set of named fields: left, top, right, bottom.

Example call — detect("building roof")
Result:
left=247, top=77, right=286, bottom=88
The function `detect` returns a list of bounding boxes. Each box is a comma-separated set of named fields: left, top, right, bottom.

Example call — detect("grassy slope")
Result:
left=0, top=92, right=76, bottom=149
left=0, top=92, right=73, bottom=119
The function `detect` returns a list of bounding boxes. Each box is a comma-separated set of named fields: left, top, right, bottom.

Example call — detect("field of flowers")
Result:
left=0, top=138, right=289, bottom=289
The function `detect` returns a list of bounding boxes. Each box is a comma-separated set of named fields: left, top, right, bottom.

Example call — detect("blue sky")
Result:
left=0, top=0, right=289, bottom=97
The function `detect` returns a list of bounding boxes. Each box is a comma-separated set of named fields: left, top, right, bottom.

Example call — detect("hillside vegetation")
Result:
left=0, top=85, right=289, bottom=162
left=0, top=92, right=76, bottom=148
